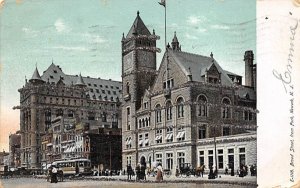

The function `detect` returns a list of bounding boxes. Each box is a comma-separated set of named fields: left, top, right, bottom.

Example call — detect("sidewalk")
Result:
left=86, top=174, right=257, bottom=186
left=34, top=174, right=257, bottom=186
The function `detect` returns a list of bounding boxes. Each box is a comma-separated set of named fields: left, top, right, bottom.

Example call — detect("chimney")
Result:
left=244, top=50, right=254, bottom=87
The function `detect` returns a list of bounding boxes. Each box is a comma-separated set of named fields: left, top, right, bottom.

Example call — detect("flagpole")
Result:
left=164, top=2, right=166, bottom=49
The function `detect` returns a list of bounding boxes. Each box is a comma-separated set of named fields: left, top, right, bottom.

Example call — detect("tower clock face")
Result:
left=123, top=52, right=133, bottom=73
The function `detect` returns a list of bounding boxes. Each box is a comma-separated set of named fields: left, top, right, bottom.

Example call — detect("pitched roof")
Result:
left=223, top=70, right=241, bottom=77
left=168, top=50, right=234, bottom=86
left=40, top=63, right=122, bottom=102
left=30, top=67, right=43, bottom=81
left=126, top=12, right=151, bottom=38
left=237, top=86, right=256, bottom=100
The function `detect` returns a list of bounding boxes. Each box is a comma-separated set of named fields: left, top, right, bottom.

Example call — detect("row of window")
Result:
left=86, top=83, right=120, bottom=90
left=138, top=117, right=150, bottom=128
left=89, top=88, right=119, bottom=95
left=124, top=125, right=234, bottom=149
left=199, top=148, right=246, bottom=169
left=126, top=147, right=246, bottom=170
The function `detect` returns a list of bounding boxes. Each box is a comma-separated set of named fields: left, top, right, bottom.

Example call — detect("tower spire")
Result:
left=29, top=66, right=44, bottom=84
left=171, top=31, right=180, bottom=51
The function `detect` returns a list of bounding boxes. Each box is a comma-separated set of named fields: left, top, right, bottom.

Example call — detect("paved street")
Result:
left=0, top=175, right=257, bottom=188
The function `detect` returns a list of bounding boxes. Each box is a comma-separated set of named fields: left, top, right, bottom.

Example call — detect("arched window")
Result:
left=155, top=104, right=162, bottom=123
left=198, top=95, right=208, bottom=117
left=177, top=97, right=184, bottom=118
left=166, top=101, right=172, bottom=120
left=222, top=97, right=231, bottom=119
left=126, top=82, right=130, bottom=94
left=142, top=119, right=145, bottom=128
left=139, top=119, right=142, bottom=128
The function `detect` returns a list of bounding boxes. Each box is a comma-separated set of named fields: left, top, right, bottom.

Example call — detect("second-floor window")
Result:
left=221, top=98, right=231, bottom=119
left=166, top=101, right=172, bottom=120
left=155, top=104, right=162, bottom=123
left=198, top=95, right=208, bottom=117
left=177, top=97, right=184, bottom=118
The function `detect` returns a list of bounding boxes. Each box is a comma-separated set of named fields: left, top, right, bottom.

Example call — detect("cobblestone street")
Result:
left=0, top=175, right=257, bottom=188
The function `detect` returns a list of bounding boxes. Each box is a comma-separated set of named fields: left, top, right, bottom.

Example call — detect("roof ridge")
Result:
left=174, top=50, right=211, bottom=60
left=67, top=74, right=121, bottom=83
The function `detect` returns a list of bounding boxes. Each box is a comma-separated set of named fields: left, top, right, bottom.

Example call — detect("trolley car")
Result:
left=52, top=158, right=92, bottom=176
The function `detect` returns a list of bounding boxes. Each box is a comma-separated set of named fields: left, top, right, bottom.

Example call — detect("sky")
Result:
left=0, top=0, right=256, bottom=151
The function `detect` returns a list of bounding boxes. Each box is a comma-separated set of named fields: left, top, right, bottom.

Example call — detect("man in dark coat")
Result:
left=127, top=164, right=132, bottom=180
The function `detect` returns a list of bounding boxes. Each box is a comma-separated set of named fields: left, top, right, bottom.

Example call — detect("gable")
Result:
left=207, top=63, right=220, bottom=76
left=151, top=52, right=187, bottom=93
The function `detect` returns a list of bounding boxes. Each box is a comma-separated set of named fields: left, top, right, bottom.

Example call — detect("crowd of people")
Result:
left=125, top=163, right=256, bottom=182
left=126, top=163, right=163, bottom=182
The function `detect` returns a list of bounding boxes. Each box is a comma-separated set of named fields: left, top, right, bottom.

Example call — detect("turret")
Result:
left=29, top=67, right=44, bottom=85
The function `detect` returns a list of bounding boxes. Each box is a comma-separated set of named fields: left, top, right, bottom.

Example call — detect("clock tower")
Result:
left=121, top=11, right=160, bottom=109
left=121, top=11, right=160, bottom=167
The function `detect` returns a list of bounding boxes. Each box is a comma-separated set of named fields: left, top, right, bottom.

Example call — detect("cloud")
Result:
left=197, top=28, right=207, bottom=33
left=22, top=27, right=39, bottom=36
left=54, top=18, right=70, bottom=33
left=81, top=33, right=106, bottom=44
left=187, top=15, right=206, bottom=26
left=211, top=24, right=230, bottom=30
left=185, top=33, right=198, bottom=40
left=51, top=46, right=88, bottom=52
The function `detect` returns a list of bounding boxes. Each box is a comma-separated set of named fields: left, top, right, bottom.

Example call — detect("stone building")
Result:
left=9, top=132, right=21, bottom=168
left=121, top=12, right=257, bottom=173
left=17, top=63, right=122, bottom=169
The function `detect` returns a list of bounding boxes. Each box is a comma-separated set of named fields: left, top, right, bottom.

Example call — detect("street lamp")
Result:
left=213, top=125, right=218, bottom=178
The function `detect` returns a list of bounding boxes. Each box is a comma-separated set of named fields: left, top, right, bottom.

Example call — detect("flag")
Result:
left=158, top=0, right=166, bottom=7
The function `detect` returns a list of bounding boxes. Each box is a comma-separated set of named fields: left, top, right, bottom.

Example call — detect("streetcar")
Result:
left=52, top=158, right=92, bottom=176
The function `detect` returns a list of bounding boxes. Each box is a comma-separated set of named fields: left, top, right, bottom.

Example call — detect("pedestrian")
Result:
left=175, top=166, right=180, bottom=177
left=230, top=164, right=234, bottom=176
left=127, top=164, right=132, bottom=180
left=47, top=167, right=52, bottom=182
left=250, top=165, right=254, bottom=176
left=208, top=165, right=215, bottom=179
left=135, top=163, right=141, bottom=181
left=141, top=164, right=146, bottom=180
left=75, top=164, right=79, bottom=175
left=51, top=165, right=58, bottom=183
left=156, top=165, right=163, bottom=182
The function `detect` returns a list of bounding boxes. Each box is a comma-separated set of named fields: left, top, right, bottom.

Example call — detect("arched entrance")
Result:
left=140, top=156, right=146, bottom=167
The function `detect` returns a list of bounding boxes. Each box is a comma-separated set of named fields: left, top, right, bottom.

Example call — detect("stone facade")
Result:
left=17, top=63, right=122, bottom=169
left=8, top=132, right=21, bottom=168
left=121, top=12, right=257, bottom=174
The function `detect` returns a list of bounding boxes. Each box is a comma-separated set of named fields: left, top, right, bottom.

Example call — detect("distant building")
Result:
left=9, top=132, right=21, bottom=168
left=121, top=12, right=257, bottom=173
left=17, top=63, right=122, bottom=169
left=0, top=151, right=10, bottom=167
left=82, top=128, right=122, bottom=171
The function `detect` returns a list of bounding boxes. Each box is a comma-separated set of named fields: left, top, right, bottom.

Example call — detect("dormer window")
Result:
left=163, top=78, right=174, bottom=89
left=208, top=77, right=219, bottom=84
left=54, top=70, right=57, bottom=73
left=144, top=102, right=148, bottom=109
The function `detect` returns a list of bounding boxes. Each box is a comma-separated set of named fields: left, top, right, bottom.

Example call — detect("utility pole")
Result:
left=109, top=141, right=112, bottom=172
left=214, top=125, right=218, bottom=178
